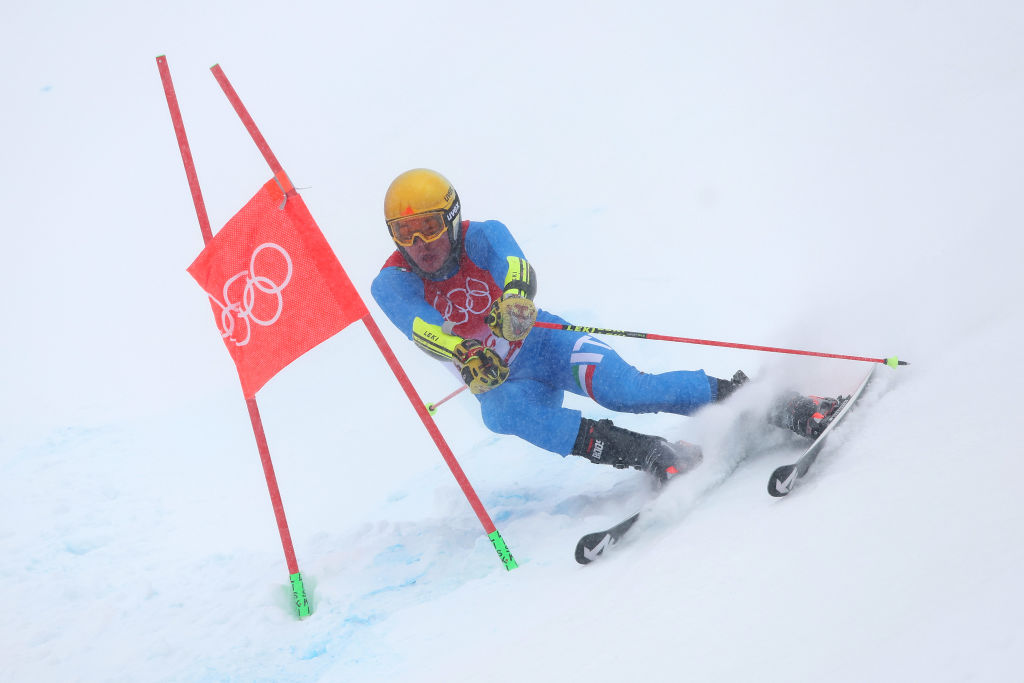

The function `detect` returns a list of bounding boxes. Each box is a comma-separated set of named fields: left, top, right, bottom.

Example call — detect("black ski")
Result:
left=574, top=513, right=641, bottom=564
left=575, top=370, right=878, bottom=561
left=573, top=441, right=701, bottom=565
left=767, top=366, right=876, bottom=497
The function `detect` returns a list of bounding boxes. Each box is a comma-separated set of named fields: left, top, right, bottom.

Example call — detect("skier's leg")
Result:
left=476, top=381, right=700, bottom=481
left=568, top=335, right=715, bottom=415
left=516, top=313, right=707, bottom=412
left=476, top=378, right=583, bottom=455
left=568, top=417, right=703, bottom=482
left=521, top=312, right=744, bottom=415
left=500, top=310, right=722, bottom=479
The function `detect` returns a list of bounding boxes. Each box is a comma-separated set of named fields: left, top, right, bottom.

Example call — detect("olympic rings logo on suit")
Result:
left=209, top=243, right=294, bottom=347
left=432, top=277, right=493, bottom=326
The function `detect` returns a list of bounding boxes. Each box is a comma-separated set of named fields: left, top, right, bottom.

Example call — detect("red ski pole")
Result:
left=421, top=320, right=908, bottom=416
left=426, top=385, right=468, bottom=415
left=533, top=321, right=909, bottom=367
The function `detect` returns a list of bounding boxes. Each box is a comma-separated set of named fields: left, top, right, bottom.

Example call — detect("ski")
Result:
left=575, top=369, right=878, bottom=561
left=573, top=439, right=704, bottom=565
left=767, top=366, right=877, bottom=497
left=574, top=513, right=641, bottom=564
left=574, top=462, right=698, bottom=565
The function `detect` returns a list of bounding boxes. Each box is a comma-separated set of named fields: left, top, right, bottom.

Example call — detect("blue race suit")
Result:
left=371, top=220, right=717, bottom=456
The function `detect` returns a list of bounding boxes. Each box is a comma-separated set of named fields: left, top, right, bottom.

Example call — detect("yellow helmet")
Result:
left=383, top=169, right=463, bottom=277
left=384, top=169, right=459, bottom=223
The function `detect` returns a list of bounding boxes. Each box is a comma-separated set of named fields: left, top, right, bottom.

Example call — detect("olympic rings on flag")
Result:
left=209, top=243, right=294, bottom=347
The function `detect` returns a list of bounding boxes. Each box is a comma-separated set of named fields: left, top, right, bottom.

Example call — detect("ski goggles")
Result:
left=387, top=212, right=449, bottom=247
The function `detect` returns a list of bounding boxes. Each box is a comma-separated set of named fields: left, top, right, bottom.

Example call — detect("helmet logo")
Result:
left=445, top=199, right=461, bottom=223
left=402, top=205, right=415, bottom=216
left=443, top=186, right=454, bottom=203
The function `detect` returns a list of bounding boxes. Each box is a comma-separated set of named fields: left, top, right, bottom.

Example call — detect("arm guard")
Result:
left=412, top=316, right=464, bottom=360
left=502, top=256, right=537, bottom=299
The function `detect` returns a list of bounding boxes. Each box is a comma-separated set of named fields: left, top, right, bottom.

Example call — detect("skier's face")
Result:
left=405, top=232, right=451, bottom=274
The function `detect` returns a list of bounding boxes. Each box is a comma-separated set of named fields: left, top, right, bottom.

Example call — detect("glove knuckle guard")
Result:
left=453, top=339, right=509, bottom=394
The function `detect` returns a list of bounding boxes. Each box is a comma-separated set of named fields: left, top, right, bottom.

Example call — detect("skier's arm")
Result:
left=465, top=220, right=538, bottom=299
left=371, top=264, right=510, bottom=392
left=466, top=221, right=538, bottom=341
left=371, top=266, right=463, bottom=360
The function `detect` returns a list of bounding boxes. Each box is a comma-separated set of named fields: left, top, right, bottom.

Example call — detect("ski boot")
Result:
left=715, top=370, right=749, bottom=402
left=570, top=418, right=703, bottom=484
left=768, top=392, right=846, bottom=440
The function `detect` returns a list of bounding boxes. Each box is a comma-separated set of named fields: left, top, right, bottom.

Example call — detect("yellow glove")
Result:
left=453, top=339, right=510, bottom=394
left=485, top=295, right=538, bottom=342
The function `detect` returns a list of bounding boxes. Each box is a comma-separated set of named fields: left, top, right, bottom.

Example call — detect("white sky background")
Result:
left=2, top=2, right=1023, bottom=681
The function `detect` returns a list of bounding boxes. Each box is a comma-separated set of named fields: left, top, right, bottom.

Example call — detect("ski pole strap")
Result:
left=532, top=321, right=909, bottom=366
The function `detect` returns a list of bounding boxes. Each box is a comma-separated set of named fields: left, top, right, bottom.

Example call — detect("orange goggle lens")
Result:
left=388, top=212, right=448, bottom=247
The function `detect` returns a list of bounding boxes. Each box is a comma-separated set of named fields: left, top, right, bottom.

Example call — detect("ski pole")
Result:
left=426, top=385, right=468, bottom=415
left=533, top=321, right=909, bottom=367
left=424, top=321, right=908, bottom=415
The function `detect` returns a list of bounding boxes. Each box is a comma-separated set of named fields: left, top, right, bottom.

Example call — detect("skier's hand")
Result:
left=485, top=294, right=537, bottom=342
left=453, top=339, right=510, bottom=394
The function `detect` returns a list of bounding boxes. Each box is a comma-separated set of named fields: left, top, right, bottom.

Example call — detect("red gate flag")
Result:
left=188, top=176, right=369, bottom=397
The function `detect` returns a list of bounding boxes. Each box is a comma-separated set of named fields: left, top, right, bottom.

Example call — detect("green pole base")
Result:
left=488, top=530, right=518, bottom=570
left=290, top=572, right=312, bottom=618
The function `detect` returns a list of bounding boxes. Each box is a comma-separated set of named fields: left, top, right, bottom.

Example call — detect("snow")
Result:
left=2, top=2, right=1023, bottom=681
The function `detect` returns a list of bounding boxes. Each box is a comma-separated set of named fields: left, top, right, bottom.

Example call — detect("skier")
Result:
left=371, top=169, right=840, bottom=482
